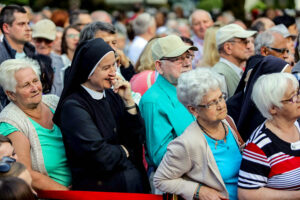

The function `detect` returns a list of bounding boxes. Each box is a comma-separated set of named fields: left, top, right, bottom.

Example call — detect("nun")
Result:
left=53, top=38, right=150, bottom=193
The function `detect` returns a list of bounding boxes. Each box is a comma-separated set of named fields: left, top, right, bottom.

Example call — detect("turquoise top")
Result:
left=139, top=75, right=195, bottom=168
left=203, top=127, right=242, bottom=200
left=0, top=109, right=71, bottom=187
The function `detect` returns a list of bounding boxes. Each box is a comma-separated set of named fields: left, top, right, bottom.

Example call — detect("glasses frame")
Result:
left=197, top=93, right=227, bottom=109
left=281, top=89, right=300, bottom=103
left=228, top=39, right=249, bottom=45
left=266, top=46, right=289, bottom=54
left=160, top=53, right=194, bottom=63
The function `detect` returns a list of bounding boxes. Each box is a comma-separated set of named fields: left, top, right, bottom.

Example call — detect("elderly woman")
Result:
left=154, top=68, right=244, bottom=200
left=238, top=73, right=300, bottom=199
left=0, top=59, right=71, bottom=191
left=53, top=38, right=149, bottom=192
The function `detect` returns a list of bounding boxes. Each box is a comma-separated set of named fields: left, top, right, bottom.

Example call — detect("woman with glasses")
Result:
left=153, top=68, right=244, bottom=200
left=53, top=38, right=150, bottom=193
left=238, top=73, right=300, bottom=199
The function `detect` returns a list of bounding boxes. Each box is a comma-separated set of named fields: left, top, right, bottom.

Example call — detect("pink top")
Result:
left=130, top=70, right=156, bottom=96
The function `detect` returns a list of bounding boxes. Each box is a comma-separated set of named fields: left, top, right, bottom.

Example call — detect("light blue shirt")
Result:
left=139, top=75, right=195, bottom=168
left=203, top=127, right=242, bottom=200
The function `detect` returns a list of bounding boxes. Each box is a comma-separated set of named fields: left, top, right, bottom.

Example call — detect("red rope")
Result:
left=38, top=190, right=163, bottom=200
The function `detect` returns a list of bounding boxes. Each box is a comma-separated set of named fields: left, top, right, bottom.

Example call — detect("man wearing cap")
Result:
left=0, top=5, right=35, bottom=110
left=139, top=35, right=197, bottom=171
left=32, top=19, right=64, bottom=96
left=213, top=24, right=256, bottom=98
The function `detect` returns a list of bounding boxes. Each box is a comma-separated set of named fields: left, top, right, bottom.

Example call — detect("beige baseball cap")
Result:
left=32, top=19, right=56, bottom=41
left=216, top=24, right=256, bottom=47
left=152, top=35, right=198, bottom=61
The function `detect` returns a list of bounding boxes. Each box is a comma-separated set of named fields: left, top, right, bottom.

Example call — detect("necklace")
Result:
left=197, top=120, right=228, bottom=149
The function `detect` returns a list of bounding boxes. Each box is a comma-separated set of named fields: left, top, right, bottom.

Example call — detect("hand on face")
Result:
left=115, top=49, right=130, bottom=68
left=112, top=76, right=133, bottom=104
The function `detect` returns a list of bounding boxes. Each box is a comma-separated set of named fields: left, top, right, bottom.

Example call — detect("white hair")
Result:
left=0, top=58, right=41, bottom=93
left=177, top=68, right=225, bottom=107
left=188, top=9, right=212, bottom=25
left=132, top=13, right=155, bottom=35
left=252, top=72, right=298, bottom=120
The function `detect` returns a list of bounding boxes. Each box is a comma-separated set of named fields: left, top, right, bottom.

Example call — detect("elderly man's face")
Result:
left=33, top=37, right=53, bottom=56
left=263, top=33, right=289, bottom=61
left=94, top=30, right=117, bottom=50
left=77, top=13, right=92, bottom=31
left=226, top=37, right=251, bottom=63
left=157, top=51, right=193, bottom=86
left=191, top=11, right=213, bottom=40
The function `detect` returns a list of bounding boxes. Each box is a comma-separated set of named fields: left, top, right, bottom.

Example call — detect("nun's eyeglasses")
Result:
left=0, top=156, right=16, bottom=173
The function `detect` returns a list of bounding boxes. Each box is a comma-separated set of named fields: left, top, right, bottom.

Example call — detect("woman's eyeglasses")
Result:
left=197, top=93, right=227, bottom=109
left=0, top=156, right=16, bottom=173
left=281, top=89, right=300, bottom=103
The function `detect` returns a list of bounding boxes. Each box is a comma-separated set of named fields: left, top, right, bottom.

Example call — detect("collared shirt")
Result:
left=191, top=35, right=204, bottom=68
left=139, top=75, right=195, bottom=168
left=219, top=58, right=244, bottom=78
left=127, top=36, right=148, bottom=65
left=81, top=85, right=105, bottom=100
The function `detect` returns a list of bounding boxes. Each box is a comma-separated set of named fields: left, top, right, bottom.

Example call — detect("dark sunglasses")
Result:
left=0, top=156, right=16, bottom=173
left=266, top=46, right=289, bottom=54
left=34, top=38, right=52, bottom=44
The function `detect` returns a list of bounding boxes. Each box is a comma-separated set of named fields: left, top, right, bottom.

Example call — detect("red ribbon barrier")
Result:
left=38, top=190, right=163, bottom=200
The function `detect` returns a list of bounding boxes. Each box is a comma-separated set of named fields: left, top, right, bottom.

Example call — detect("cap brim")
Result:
left=165, top=45, right=198, bottom=58
left=32, top=33, right=55, bottom=41
left=234, top=30, right=257, bottom=38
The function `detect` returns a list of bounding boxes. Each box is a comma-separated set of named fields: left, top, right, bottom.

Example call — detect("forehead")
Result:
left=272, top=33, right=287, bottom=48
left=79, top=14, right=92, bottom=23
left=0, top=142, right=13, bottom=157
left=95, top=30, right=116, bottom=41
left=13, top=12, right=29, bottom=23
left=15, top=68, right=37, bottom=82
left=192, top=11, right=211, bottom=22
left=67, top=28, right=79, bottom=35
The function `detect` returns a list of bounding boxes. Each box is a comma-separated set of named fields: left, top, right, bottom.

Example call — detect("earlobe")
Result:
left=155, top=60, right=163, bottom=75
left=2, top=23, right=10, bottom=34
left=187, top=106, right=199, bottom=118
left=269, top=105, right=277, bottom=115
left=5, top=91, right=16, bottom=101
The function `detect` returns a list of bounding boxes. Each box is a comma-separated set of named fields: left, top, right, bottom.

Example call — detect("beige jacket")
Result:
left=153, top=119, right=242, bottom=200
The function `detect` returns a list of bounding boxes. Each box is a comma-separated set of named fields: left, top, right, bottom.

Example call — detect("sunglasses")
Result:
left=0, top=156, right=16, bottom=173
left=266, top=46, right=289, bottom=54
left=34, top=38, right=53, bottom=44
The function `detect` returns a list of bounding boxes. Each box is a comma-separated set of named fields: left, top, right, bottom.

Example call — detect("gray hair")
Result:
left=0, top=58, right=41, bottom=93
left=177, top=68, right=224, bottom=108
left=79, top=21, right=116, bottom=43
left=252, top=72, right=298, bottom=120
left=132, top=13, right=155, bottom=35
left=254, top=30, right=281, bottom=55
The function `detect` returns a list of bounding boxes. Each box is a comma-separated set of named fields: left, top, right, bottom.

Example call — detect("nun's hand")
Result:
left=112, top=76, right=135, bottom=107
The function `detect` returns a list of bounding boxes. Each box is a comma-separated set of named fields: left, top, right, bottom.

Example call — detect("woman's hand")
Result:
left=112, top=76, right=133, bottom=105
left=197, top=186, right=227, bottom=200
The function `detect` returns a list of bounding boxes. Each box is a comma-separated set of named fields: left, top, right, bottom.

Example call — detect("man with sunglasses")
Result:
left=32, top=19, right=64, bottom=96
left=213, top=24, right=256, bottom=98
left=139, top=35, right=197, bottom=191
left=0, top=5, right=35, bottom=110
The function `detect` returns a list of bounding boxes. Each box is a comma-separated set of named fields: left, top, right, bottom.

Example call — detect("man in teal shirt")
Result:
left=139, top=35, right=197, bottom=169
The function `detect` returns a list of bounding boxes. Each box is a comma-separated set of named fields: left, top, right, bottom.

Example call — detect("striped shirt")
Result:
left=238, top=121, right=300, bottom=190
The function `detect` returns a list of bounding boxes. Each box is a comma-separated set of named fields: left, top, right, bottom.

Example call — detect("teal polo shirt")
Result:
left=139, top=75, right=195, bottom=168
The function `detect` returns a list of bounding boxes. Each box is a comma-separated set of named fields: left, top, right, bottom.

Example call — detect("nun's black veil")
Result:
left=53, top=38, right=114, bottom=126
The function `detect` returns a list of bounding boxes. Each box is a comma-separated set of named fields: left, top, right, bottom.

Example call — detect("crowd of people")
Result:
left=0, top=3, right=300, bottom=200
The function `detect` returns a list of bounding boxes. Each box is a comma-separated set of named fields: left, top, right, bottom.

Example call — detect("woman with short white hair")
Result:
left=154, top=68, right=244, bottom=200
left=0, top=58, right=71, bottom=192
left=238, top=73, right=300, bottom=199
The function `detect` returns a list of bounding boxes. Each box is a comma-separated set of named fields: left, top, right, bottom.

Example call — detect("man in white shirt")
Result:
left=127, top=13, right=156, bottom=65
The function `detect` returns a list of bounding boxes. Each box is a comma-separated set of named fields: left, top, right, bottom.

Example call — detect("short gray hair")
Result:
left=188, top=9, right=212, bottom=25
left=79, top=21, right=116, bottom=43
left=0, top=58, right=41, bottom=93
left=254, top=30, right=276, bottom=55
left=177, top=68, right=224, bottom=107
left=132, top=13, right=155, bottom=35
left=252, top=72, right=298, bottom=120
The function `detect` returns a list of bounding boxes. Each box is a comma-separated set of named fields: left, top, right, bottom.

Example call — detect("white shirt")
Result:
left=127, top=36, right=148, bottom=66
left=219, top=58, right=243, bottom=78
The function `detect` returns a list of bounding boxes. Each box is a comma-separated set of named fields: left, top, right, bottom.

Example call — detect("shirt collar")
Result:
left=219, top=58, right=244, bottom=78
left=81, top=85, right=105, bottom=100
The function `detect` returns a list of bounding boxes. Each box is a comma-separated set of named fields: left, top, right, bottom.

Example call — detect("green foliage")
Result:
left=197, top=0, right=222, bottom=11
left=1, top=0, right=29, bottom=6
